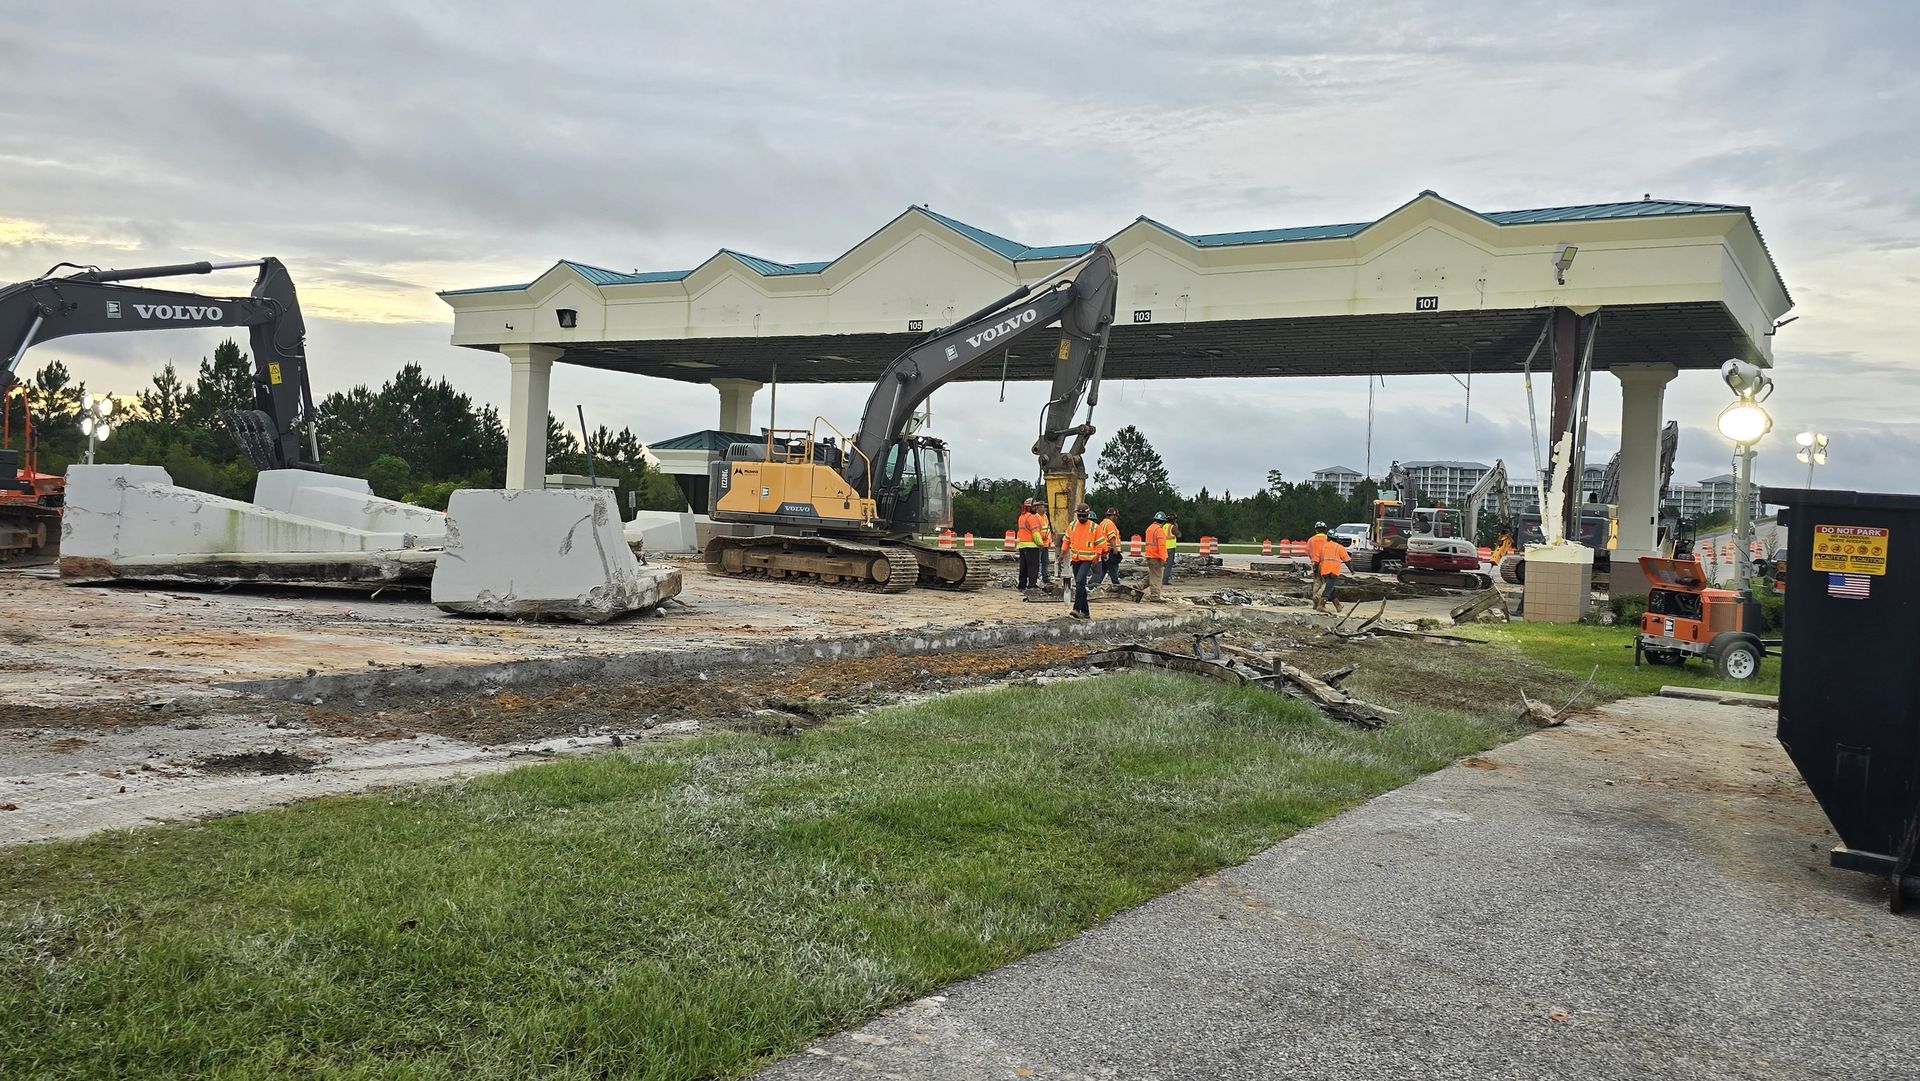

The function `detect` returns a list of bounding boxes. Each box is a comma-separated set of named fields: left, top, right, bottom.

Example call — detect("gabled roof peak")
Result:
left=442, top=194, right=1768, bottom=298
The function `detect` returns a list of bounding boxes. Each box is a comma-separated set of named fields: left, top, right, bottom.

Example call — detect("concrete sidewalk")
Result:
left=760, top=697, right=1920, bottom=1080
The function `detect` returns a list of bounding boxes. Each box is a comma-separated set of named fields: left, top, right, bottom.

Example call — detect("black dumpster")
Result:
left=1764, top=486, right=1920, bottom=905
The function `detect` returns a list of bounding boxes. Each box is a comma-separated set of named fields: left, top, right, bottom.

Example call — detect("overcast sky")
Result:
left=4, top=1, right=1916, bottom=497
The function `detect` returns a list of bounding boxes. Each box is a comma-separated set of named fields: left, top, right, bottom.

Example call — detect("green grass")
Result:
left=1466, top=621, right=1781, bottom=698
left=1, top=672, right=1520, bottom=1080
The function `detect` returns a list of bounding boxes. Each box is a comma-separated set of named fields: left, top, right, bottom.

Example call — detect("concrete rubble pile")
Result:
left=59, top=465, right=440, bottom=585
left=59, top=465, right=679, bottom=623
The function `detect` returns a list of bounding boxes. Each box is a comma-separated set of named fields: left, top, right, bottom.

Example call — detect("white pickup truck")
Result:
left=1330, top=523, right=1373, bottom=550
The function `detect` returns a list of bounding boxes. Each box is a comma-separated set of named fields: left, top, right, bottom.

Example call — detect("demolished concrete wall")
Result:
left=432, top=488, right=682, bottom=623
left=624, top=510, right=698, bottom=553
left=60, top=464, right=430, bottom=583
left=253, top=470, right=447, bottom=542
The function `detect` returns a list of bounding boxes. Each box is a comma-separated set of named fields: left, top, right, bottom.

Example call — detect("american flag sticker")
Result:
left=1827, top=573, right=1871, bottom=599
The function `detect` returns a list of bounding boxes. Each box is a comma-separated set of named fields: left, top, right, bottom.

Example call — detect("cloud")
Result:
left=4, top=1, right=1918, bottom=501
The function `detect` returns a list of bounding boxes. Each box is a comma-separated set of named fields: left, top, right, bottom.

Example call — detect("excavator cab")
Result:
left=876, top=436, right=954, bottom=535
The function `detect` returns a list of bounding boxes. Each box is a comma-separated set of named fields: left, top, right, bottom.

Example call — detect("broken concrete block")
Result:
left=623, top=510, right=698, bottom=553
left=431, top=488, right=683, bottom=623
left=253, top=470, right=447, bottom=543
left=60, top=465, right=427, bottom=582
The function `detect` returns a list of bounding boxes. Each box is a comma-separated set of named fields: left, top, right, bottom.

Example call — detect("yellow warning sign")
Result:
left=268, top=362, right=283, bottom=385
left=1811, top=524, right=1889, bottom=575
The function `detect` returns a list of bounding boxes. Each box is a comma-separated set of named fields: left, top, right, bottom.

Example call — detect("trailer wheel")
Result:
left=1710, top=634, right=1763, bottom=681
left=1644, top=649, right=1685, bottom=666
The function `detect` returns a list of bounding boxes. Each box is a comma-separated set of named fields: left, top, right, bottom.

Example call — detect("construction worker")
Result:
left=1014, top=499, right=1042, bottom=591
left=1063, top=502, right=1107, bottom=619
left=1319, top=529, right=1352, bottom=610
left=1142, top=511, right=1170, bottom=601
left=1097, top=506, right=1124, bottom=588
left=1306, top=521, right=1332, bottom=612
left=1036, top=495, right=1052, bottom=583
left=1163, top=513, right=1180, bottom=586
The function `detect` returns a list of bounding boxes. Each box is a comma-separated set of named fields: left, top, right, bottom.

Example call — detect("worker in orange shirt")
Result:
left=1033, top=498, right=1054, bottom=586
left=1142, top=511, right=1170, bottom=601
left=1062, top=503, right=1107, bottom=619
left=1014, top=499, right=1044, bottom=591
left=1096, top=506, right=1124, bottom=589
left=1305, top=521, right=1332, bottom=612
left=1317, top=525, right=1352, bottom=612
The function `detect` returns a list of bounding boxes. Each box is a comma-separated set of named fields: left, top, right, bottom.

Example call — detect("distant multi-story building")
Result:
left=1399, top=461, right=1490, bottom=507
left=1309, top=465, right=1365, bottom=499
left=1666, top=474, right=1766, bottom=520
left=1311, top=459, right=1761, bottom=523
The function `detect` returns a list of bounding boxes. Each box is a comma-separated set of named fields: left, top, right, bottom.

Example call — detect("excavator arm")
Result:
left=0, top=258, right=316, bottom=470
left=1461, top=459, right=1509, bottom=541
left=846, top=245, right=1117, bottom=503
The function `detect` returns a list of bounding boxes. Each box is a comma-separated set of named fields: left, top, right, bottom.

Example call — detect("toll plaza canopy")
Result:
left=441, top=190, right=1791, bottom=386
left=439, top=189, right=1793, bottom=564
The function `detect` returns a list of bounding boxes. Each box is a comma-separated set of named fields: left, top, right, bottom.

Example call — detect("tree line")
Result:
left=3, top=340, right=684, bottom=516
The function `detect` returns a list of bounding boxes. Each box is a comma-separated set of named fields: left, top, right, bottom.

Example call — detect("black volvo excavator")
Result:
left=1, top=258, right=319, bottom=470
left=706, top=244, right=1118, bottom=592
left=0, top=257, right=319, bottom=560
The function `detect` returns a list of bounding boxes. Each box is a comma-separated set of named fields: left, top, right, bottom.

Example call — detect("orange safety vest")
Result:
left=1143, top=522, right=1168, bottom=560
left=1065, top=519, right=1103, bottom=562
left=1305, top=532, right=1328, bottom=565
left=1015, top=511, right=1040, bottom=547
left=1098, top=517, right=1121, bottom=552
left=1318, top=539, right=1350, bottom=577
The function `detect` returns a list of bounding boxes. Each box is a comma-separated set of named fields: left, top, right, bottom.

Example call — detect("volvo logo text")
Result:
left=964, top=308, right=1037, bottom=349
left=131, top=304, right=223, bottom=320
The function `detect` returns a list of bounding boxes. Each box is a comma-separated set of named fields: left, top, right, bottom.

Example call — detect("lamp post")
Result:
left=1795, top=431, right=1828, bottom=488
left=80, top=393, right=116, bottom=465
left=1716, top=361, right=1774, bottom=589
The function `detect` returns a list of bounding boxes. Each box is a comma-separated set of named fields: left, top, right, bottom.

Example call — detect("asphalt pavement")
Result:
left=758, top=695, right=1920, bottom=1080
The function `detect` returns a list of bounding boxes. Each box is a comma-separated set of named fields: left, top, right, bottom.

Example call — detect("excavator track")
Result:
left=0, top=506, right=59, bottom=566
left=1498, top=554, right=1526, bottom=585
left=906, top=543, right=992, bottom=590
left=705, top=534, right=921, bottom=593
left=1398, top=568, right=1494, bottom=591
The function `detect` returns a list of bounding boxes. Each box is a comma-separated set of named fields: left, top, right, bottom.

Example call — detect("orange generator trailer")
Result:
left=1633, top=555, right=1767, bottom=681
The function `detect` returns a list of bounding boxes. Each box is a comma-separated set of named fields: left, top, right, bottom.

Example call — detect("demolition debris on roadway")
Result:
left=0, top=552, right=1523, bottom=846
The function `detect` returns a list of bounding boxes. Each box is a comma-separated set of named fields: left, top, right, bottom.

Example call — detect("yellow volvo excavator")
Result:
left=706, top=245, right=1118, bottom=592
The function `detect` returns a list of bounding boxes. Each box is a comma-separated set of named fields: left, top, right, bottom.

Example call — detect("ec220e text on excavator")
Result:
left=705, top=244, right=1119, bottom=593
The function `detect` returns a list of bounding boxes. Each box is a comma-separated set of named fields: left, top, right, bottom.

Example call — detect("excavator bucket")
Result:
left=218, top=409, right=286, bottom=471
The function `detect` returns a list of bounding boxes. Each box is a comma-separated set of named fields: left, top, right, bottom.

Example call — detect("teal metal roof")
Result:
left=719, top=250, right=824, bottom=276
left=915, top=207, right=1031, bottom=260
left=1483, top=199, right=1745, bottom=224
left=443, top=195, right=1762, bottom=298
left=650, top=428, right=761, bottom=452
left=564, top=260, right=692, bottom=285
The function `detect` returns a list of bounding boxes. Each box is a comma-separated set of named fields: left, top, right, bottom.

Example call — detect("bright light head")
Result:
left=1552, top=243, right=1579, bottom=284
left=80, top=417, right=94, bottom=437
left=1717, top=399, right=1773, bottom=446
left=1795, top=431, right=1815, bottom=448
left=95, top=396, right=113, bottom=418
left=1720, top=359, right=1774, bottom=402
left=95, top=422, right=112, bottom=441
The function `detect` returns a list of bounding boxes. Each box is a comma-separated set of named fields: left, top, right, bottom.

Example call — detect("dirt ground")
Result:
left=0, top=555, right=1517, bottom=846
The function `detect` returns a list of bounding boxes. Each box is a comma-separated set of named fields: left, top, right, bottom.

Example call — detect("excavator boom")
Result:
left=0, top=257, right=316, bottom=470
